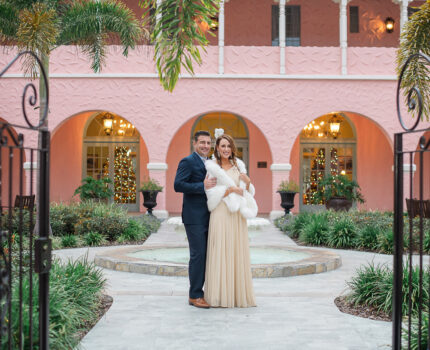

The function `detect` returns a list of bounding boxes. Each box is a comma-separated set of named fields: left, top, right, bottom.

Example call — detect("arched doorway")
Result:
left=300, top=113, right=357, bottom=211
left=83, top=112, right=140, bottom=211
left=191, top=112, right=249, bottom=167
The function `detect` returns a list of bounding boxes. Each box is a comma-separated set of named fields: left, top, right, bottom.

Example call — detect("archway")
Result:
left=289, top=112, right=393, bottom=212
left=191, top=112, right=249, bottom=166
left=50, top=111, right=149, bottom=211
left=166, top=112, right=273, bottom=214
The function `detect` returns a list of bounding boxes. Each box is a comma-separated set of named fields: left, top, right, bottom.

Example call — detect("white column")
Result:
left=400, top=0, right=410, bottom=32
left=279, top=0, right=286, bottom=74
left=155, top=0, right=162, bottom=73
left=339, top=0, right=348, bottom=75
left=218, top=0, right=225, bottom=74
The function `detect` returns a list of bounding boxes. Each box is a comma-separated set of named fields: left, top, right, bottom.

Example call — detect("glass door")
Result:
left=300, top=143, right=355, bottom=211
left=84, top=142, right=139, bottom=211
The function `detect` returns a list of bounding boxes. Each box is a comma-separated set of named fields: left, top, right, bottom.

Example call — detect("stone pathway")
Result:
left=54, top=221, right=393, bottom=350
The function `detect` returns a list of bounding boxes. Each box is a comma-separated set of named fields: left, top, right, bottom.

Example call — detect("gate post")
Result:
left=392, top=132, right=404, bottom=350
left=36, top=128, right=51, bottom=349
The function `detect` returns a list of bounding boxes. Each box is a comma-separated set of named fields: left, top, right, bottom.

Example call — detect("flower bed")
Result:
left=274, top=210, right=430, bottom=254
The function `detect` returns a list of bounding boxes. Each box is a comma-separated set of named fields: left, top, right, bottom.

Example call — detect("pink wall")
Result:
left=0, top=118, right=25, bottom=207
left=165, top=114, right=273, bottom=214
left=50, top=112, right=90, bottom=203
left=348, top=113, right=393, bottom=211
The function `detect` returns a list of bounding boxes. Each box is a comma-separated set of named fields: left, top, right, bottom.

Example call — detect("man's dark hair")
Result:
left=193, top=130, right=211, bottom=142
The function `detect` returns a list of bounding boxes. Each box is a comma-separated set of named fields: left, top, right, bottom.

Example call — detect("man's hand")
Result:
left=204, top=175, right=217, bottom=190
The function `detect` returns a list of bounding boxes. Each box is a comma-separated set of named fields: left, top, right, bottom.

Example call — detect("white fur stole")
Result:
left=204, top=159, right=258, bottom=219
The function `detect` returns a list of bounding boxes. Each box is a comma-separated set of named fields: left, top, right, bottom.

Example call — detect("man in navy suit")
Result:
left=174, top=130, right=216, bottom=308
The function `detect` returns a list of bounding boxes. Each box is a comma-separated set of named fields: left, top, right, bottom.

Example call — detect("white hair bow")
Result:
left=214, top=128, right=224, bottom=139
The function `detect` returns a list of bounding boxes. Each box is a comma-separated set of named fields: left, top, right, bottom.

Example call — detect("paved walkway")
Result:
left=54, top=221, right=393, bottom=350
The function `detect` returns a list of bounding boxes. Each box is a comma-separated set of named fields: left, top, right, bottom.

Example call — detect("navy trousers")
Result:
left=184, top=224, right=208, bottom=299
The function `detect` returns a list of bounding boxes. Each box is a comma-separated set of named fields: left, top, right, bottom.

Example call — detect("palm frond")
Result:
left=141, top=0, right=219, bottom=91
left=0, top=1, right=19, bottom=41
left=397, top=1, right=430, bottom=121
left=59, top=0, right=142, bottom=72
left=17, top=2, right=59, bottom=77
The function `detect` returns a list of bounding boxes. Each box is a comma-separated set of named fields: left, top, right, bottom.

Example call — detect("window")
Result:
left=349, top=6, right=359, bottom=33
left=271, top=5, right=301, bottom=47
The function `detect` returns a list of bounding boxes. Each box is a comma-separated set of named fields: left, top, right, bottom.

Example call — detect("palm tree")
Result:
left=0, top=0, right=143, bottom=124
left=140, top=0, right=219, bottom=92
left=397, top=1, right=430, bottom=121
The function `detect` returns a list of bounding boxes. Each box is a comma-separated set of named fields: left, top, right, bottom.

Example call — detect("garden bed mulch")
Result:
left=77, top=294, right=113, bottom=341
left=334, top=296, right=391, bottom=322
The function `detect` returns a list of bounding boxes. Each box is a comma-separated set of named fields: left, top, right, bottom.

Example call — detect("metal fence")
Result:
left=0, top=52, right=51, bottom=349
left=393, top=52, right=430, bottom=349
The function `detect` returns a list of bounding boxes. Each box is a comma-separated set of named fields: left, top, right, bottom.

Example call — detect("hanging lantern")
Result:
left=102, top=112, right=114, bottom=136
left=329, top=114, right=342, bottom=139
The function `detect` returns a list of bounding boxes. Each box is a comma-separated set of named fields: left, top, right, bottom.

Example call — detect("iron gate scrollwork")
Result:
left=0, top=51, right=51, bottom=349
left=393, top=52, right=430, bottom=349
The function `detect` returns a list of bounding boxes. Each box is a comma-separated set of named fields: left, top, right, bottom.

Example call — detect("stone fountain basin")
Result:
left=95, top=245, right=341, bottom=278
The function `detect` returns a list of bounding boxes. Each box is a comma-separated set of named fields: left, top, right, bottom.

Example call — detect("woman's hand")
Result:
left=239, top=174, right=251, bottom=190
left=225, top=186, right=244, bottom=197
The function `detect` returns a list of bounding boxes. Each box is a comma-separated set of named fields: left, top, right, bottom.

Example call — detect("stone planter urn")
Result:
left=325, top=197, right=353, bottom=212
left=277, top=191, right=297, bottom=215
left=141, top=190, right=160, bottom=215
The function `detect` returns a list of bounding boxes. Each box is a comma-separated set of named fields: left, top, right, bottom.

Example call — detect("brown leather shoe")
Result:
left=189, top=297, right=210, bottom=309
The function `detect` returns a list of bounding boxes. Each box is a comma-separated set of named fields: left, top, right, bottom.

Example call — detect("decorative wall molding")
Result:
left=23, top=162, right=38, bottom=170
left=270, top=163, right=292, bottom=171
left=147, top=163, right=168, bottom=171
left=0, top=73, right=398, bottom=81
left=391, top=163, right=417, bottom=173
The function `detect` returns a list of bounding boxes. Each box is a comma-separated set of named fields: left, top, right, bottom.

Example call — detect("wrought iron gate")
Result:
left=0, top=52, right=51, bottom=349
left=393, top=53, right=430, bottom=349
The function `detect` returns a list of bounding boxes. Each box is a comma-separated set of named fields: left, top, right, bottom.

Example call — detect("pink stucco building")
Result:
left=1, top=0, right=429, bottom=219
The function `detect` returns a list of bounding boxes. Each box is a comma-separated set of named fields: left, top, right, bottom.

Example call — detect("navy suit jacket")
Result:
left=174, top=153, right=210, bottom=226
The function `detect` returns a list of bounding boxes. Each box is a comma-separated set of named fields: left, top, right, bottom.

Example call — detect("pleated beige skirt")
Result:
left=204, top=199, right=256, bottom=308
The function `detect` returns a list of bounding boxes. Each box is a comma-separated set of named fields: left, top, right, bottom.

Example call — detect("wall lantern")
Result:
left=102, top=112, right=114, bottom=136
left=329, top=114, right=342, bottom=139
left=385, top=17, right=395, bottom=33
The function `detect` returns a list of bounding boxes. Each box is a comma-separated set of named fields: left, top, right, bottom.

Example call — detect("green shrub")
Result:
left=404, top=312, right=428, bottom=350
left=347, top=262, right=428, bottom=316
left=8, top=256, right=106, bottom=349
left=0, top=209, right=32, bottom=235
left=61, top=235, right=78, bottom=248
left=355, top=225, right=379, bottom=250
left=328, top=218, right=357, bottom=248
left=273, top=215, right=291, bottom=233
left=76, top=208, right=128, bottom=241
left=347, top=263, right=392, bottom=313
left=50, top=203, right=80, bottom=236
left=377, top=229, right=394, bottom=254
left=84, top=231, right=106, bottom=246
left=122, top=219, right=150, bottom=241
left=289, top=212, right=312, bottom=239
left=299, top=213, right=329, bottom=245
left=139, top=214, right=161, bottom=233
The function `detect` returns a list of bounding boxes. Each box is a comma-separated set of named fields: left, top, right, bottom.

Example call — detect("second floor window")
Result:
left=272, top=5, right=301, bottom=47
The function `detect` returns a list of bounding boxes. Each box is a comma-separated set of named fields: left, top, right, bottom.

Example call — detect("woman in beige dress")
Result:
left=204, top=133, right=257, bottom=308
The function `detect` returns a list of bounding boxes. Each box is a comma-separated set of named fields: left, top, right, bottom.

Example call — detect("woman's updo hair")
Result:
left=214, top=134, right=238, bottom=168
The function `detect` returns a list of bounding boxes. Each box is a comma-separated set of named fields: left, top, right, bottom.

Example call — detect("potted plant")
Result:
left=140, top=178, right=163, bottom=215
left=277, top=180, right=300, bottom=215
left=74, top=177, right=113, bottom=202
left=314, top=174, right=365, bottom=212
